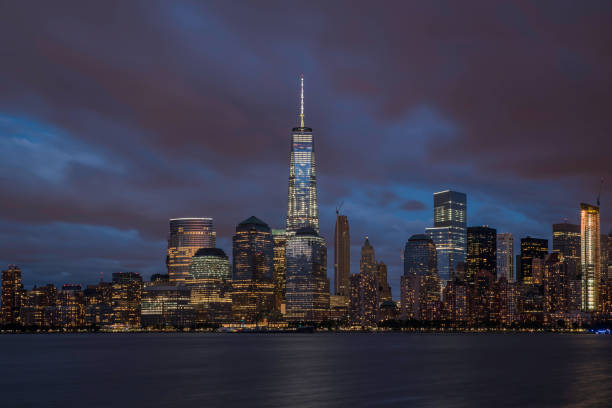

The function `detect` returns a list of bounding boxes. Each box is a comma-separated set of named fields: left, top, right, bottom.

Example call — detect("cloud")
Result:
left=401, top=200, right=427, bottom=212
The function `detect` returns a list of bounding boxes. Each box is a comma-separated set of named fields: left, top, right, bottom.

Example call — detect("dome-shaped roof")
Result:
left=193, top=247, right=228, bottom=258
left=409, top=234, right=432, bottom=242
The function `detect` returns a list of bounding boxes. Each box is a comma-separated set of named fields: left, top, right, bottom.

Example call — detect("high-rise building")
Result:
left=1, top=265, right=23, bottom=325
left=21, top=284, right=57, bottom=327
left=580, top=203, right=600, bottom=311
left=286, top=74, right=318, bottom=234
left=552, top=222, right=581, bottom=280
left=232, top=216, right=274, bottom=281
left=232, top=217, right=276, bottom=322
left=601, top=233, right=609, bottom=282
left=284, top=76, right=329, bottom=322
left=376, top=262, right=392, bottom=302
left=348, top=238, right=379, bottom=326
left=272, top=229, right=287, bottom=308
left=425, top=190, right=467, bottom=282
left=57, top=284, right=85, bottom=328
left=84, top=282, right=113, bottom=327
left=167, top=218, right=216, bottom=284
left=111, top=272, right=143, bottom=328
left=401, top=235, right=438, bottom=320
left=543, top=252, right=569, bottom=314
left=496, top=233, right=514, bottom=282
left=466, top=226, right=497, bottom=282
left=519, top=237, right=548, bottom=283
left=189, top=248, right=232, bottom=323
left=141, top=285, right=193, bottom=329
left=334, top=213, right=350, bottom=296
left=285, top=227, right=329, bottom=322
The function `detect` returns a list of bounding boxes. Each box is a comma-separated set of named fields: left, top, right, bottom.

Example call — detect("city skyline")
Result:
left=1, top=2, right=612, bottom=298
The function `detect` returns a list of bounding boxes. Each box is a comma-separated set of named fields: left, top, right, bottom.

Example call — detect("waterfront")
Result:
left=0, top=333, right=610, bottom=407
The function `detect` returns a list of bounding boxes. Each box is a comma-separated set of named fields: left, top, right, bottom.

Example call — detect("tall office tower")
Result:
left=111, top=272, right=143, bottom=328
left=519, top=237, right=548, bottom=283
left=334, top=213, right=350, bottom=296
left=272, top=229, right=287, bottom=308
left=496, top=233, right=514, bottom=281
left=232, top=217, right=276, bottom=322
left=285, top=227, right=329, bottom=322
left=552, top=222, right=581, bottom=280
left=286, top=74, right=318, bottom=234
left=543, top=252, right=569, bottom=314
left=232, top=216, right=274, bottom=281
left=285, top=76, right=329, bottom=322
left=167, top=218, right=216, bottom=284
left=1, top=265, right=23, bottom=325
left=401, top=235, right=437, bottom=319
left=608, top=233, right=612, bottom=281
left=84, top=282, right=113, bottom=327
left=20, top=284, right=57, bottom=327
left=580, top=203, right=600, bottom=311
left=348, top=238, right=379, bottom=325
left=188, top=248, right=232, bottom=324
left=377, top=262, right=392, bottom=302
left=425, top=190, right=467, bottom=282
left=465, top=226, right=497, bottom=282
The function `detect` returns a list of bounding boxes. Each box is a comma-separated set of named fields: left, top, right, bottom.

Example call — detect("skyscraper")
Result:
left=552, top=222, right=581, bottom=280
left=425, top=190, right=467, bottom=282
left=519, top=237, right=548, bottom=284
left=348, top=237, right=379, bottom=325
left=334, top=213, right=350, bottom=296
left=466, top=226, right=497, bottom=282
left=111, top=272, right=143, bottom=328
left=580, top=203, right=600, bottom=311
left=284, top=76, right=329, bottom=321
left=232, top=216, right=276, bottom=322
left=1, top=265, right=23, bottom=325
left=167, top=218, right=216, bottom=284
left=286, top=74, right=318, bottom=234
left=189, top=248, right=232, bottom=324
left=401, top=234, right=438, bottom=319
left=232, top=216, right=274, bottom=281
left=496, top=233, right=514, bottom=282
left=272, top=229, right=287, bottom=309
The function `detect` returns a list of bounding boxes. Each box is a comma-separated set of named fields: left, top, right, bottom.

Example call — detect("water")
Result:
left=0, top=333, right=610, bottom=407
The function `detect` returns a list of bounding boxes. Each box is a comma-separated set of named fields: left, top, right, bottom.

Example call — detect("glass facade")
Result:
left=466, top=226, right=497, bottom=282
left=232, top=216, right=274, bottom=281
left=167, top=218, right=216, bottom=284
left=580, top=203, right=600, bottom=311
left=519, top=237, right=548, bottom=284
left=272, top=229, right=287, bottom=308
left=403, top=234, right=437, bottom=277
left=1, top=265, right=23, bottom=325
left=496, top=232, right=514, bottom=281
left=425, top=190, right=467, bottom=282
left=111, top=272, right=143, bottom=328
left=286, top=76, right=318, bottom=234
left=552, top=222, right=581, bottom=280
left=285, top=227, right=329, bottom=322
left=188, top=248, right=232, bottom=323
left=141, top=286, right=193, bottom=328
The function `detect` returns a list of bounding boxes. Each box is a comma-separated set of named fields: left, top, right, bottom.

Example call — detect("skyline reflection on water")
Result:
left=0, top=333, right=610, bottom=407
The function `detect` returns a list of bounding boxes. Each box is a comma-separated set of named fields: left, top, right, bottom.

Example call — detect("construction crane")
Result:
left=336, top=200, right=344, bottom=216
left=597, top=177, right=604, bottom=206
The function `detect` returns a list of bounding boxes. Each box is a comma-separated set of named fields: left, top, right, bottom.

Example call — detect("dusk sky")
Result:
left=1, top=1, right=611, bottom=296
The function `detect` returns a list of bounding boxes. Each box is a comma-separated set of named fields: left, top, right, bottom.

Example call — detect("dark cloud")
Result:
left=1, top=1, right=611, bottom=296
left=401, top=200, right=427, bottom=212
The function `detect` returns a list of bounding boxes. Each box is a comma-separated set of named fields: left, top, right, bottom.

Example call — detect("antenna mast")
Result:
left=299, top=74, right=305, bottom=128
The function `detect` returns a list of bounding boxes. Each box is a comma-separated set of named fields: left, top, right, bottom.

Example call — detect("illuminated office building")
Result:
left=334, top=214, right=350, bottom=297
left=286, top=74, right=318, bottom=234
left=232, top=216, right=274, bottom=281
left=20, top=284, right=57, bottom=327
left=425, top=190, right=467, bottom=282
left=580, top=203, right=600, bottom=311
left=111, top=272, right=143, bottom=328
left=496, top=233, right=514, bottom=281
left=285, top=227, right=330, bottom=322
left=519, top=237, right=548, bottom=283
left=553, top=222, right=581, bottom=280
left=142, top=285, right=193, bottom=328
left=601, top=233, right=609, bottom=281
left=402, top=235, right=438, bottom=320
left=57, top=284, right=85, bottom=328
left=272, top=229, right=287, bottom=308
left=167, top=218, right=216, bottom=284
left=377, top=261, right=392, bottom=302
left=1, top=265, right=23, bottom=325
left=84, top=282, right=114, bottom=327
left=466, top=226, right=497, bottom=282
left=543, top=252, right=569, bottom=314
left=189, top=248, right=232, bottom=323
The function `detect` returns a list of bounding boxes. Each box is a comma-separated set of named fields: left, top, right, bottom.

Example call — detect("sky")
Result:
left=1, top=1, right=611, bottom=296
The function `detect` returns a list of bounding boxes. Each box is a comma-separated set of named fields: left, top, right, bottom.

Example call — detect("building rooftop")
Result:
left=193, top=247, right=228, bottom=259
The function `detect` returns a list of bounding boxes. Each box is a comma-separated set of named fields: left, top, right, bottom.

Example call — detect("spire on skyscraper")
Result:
left=299, top=73, right=305, bottom=128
